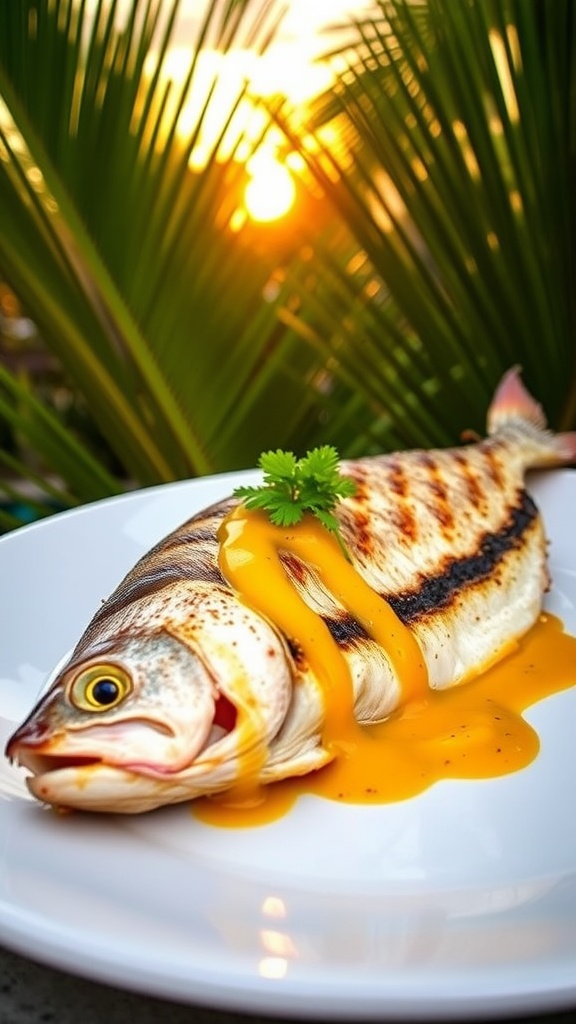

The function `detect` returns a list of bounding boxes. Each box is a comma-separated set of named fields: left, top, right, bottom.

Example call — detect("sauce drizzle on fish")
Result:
left=195, top=612, right=576, bottom=828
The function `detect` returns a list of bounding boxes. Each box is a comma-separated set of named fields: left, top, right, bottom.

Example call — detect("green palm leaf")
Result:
left=0, top=360, right=120, bottom=498
left=0, top=0, right=356, bottom=528
left=2, top=0, right=574, bottom=531
left=270, top=0, right=576, bottom=444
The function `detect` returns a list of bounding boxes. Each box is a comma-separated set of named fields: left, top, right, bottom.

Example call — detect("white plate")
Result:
left=1, top=469, right=576, bottom=1019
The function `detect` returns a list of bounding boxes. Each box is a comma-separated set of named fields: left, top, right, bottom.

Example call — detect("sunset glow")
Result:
left=141, top=1, right=374, bottom=224
left=244, top=151, right=296, bottom=222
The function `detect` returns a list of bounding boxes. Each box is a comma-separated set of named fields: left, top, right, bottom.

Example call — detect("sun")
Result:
left=244, top=151, right=296, bottom=223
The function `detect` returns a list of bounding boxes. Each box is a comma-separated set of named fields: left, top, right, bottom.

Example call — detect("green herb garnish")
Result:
left=234, top=445, right=356, bottom=553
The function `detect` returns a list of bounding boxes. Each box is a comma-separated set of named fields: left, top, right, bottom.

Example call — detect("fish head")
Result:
left=5, top=632, right=222, bottom=811
left=5, top=592, right=295, bottom=813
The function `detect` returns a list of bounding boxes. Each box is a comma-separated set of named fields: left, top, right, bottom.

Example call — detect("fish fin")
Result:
left=487, top=366, right=547, bottom=434
left=487, top=366, right=576, bottom=465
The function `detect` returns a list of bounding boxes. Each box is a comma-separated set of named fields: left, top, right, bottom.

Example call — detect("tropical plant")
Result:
left=270, top=0, right=576, bottom=446
left=0, top=0, right=574, bottom=532
left=0, top=0, right=365, bottom=530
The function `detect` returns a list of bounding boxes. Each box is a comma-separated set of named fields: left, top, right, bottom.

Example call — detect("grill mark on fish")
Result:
left=453, top=450, right=486, bottom=511
left=484, top=443, right=505, bottom=490
left=419, top=453, right=455, bottom=534
left=158, top=526, right=217, bottom=552
left=347, top=462, right=370, bottom=499
left=352, top=510, right=373, bottom=559
left=85, top=561, right=226, bottom=638
left=338, top=506, right=373, bottom=560
left=81, top=505, right=234, bottom=638
left=323, top=613, right=370, bottom=648
left=280, top=552, right=307, bottom=585
left=387, top=456, right=417, bottom=540
left=386, top=456, right=408, bottom=497
left=387, top=490, right=538, bottom=623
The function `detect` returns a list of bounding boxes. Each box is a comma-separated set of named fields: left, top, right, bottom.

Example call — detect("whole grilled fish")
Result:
left=6, top=368, right=576, bottom=813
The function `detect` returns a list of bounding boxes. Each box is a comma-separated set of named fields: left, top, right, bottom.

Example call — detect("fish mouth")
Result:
left=13, top=750, right=103, bottom=777
left=9, top=692, right=240, bottom=783
left=15, top=747, right=160, bottom=813
left=6, top=692, right=254, bottom=813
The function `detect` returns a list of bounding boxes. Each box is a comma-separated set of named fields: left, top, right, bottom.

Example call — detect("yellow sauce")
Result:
left=218, top=507, right=427, bottom=742
left=193, top=508, right=576, bottom=828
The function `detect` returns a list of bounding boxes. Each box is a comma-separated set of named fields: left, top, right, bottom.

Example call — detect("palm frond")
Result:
left=0, top=0, right=359, bottom=526
left=270, top=0, right=576, bottom=443
left=2, top=0, right=573, bottom=534
left=0, top=360, right=121, bottom=506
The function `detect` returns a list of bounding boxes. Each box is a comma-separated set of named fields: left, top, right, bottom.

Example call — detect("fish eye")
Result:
left=69, top=664, right=132, bottom=712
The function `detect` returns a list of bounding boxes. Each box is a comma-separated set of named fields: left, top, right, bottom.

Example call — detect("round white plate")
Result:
left=1, top=469, right=576, bottom=1019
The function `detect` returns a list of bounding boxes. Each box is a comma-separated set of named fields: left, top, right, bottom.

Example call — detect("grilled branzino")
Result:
left=6, top=368, right=576, bottom=812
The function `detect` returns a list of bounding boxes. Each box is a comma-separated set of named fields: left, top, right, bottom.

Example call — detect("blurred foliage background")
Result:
left=0, top=0, right=574, bottom=531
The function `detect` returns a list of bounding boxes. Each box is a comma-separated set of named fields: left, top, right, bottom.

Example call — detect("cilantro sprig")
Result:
left=234, top=445, right=356, bottom=552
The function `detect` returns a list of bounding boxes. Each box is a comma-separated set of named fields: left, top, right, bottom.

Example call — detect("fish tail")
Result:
left=487, top=365, right=576, bottom=466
